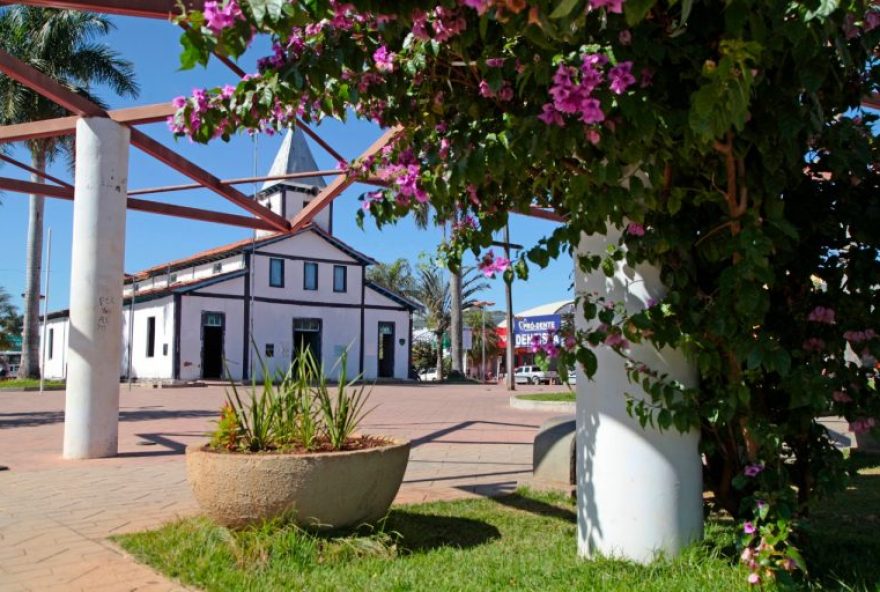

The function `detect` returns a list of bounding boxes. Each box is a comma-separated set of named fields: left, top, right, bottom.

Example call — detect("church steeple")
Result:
left=255, top=126, right=331, bottom=236
left=262, top=126, right=327, bottom=191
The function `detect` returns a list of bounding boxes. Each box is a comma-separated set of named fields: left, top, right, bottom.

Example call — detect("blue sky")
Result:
left=0, top=16, right=572, bottom=317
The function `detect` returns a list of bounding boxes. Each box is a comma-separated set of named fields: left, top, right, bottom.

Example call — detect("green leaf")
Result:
left=624, top=0, right=657, bottom=26
left=550, top=0, right=581, bottom=20
left=577, top=348, right=598, bottom=377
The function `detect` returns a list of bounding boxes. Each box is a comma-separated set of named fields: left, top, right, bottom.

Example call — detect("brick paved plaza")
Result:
left=0, top=382, right=562, bottom=592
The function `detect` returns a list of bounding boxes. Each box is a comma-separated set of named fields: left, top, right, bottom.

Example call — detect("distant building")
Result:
left=497, top=300, right=574, bottom=371
left=42, top=128, right=418, bottom=382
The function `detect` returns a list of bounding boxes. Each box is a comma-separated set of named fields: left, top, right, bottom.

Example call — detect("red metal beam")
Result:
left=0, top=49, right=104, bottom=117
left=0, top=102, right=176, bottom=144
left=0, top=0, right=201, bottom=19
left=0, top=48, right=289, bottom=231
left=0, top=153, right=73, bottom=188
left=290, top=126, right=402, bottom=232
left=526, top=207, right=565, bottom=222
left=0, top=176, right=276, bottom=231
left=128, top=169, right=339, bottom=196
left=0, top=176, right=71, bottom=199
left=128, top=128, right=290, bottom=230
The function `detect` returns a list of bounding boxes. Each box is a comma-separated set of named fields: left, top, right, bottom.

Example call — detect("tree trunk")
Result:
left=435, top=331, right=444, bottom=381
left=450, top=267, right=463, bottom=374
left=18, top=150, right=46, bottom=379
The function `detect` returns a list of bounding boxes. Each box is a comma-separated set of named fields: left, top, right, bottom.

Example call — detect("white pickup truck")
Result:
left=513, top=365, right=559, bottom=385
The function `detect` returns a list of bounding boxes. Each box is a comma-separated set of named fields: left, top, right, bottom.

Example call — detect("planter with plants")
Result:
left=186, top=350, right=409, bottom=529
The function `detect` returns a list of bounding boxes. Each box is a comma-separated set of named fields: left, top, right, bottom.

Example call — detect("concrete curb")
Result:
left=0, top=386, right=66, bottom=392
left=509, top=395, right=575, bottom=413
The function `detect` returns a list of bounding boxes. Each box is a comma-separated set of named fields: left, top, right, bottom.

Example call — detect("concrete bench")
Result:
left=529, top=414, right=576, bottom=493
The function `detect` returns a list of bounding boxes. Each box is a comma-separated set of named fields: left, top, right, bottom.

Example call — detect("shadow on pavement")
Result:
left=0, top=408, right=216, bottom=429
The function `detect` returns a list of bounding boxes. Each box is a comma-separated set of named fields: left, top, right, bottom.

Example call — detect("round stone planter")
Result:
left=186, top=439, right=410, bottom=529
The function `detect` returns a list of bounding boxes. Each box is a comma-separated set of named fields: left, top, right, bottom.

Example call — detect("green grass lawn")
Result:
left=0, top=378, right=65, bottom=389
left=516, top=391, right=575, bottom=402
left=115, top=456, right=880, bottom=592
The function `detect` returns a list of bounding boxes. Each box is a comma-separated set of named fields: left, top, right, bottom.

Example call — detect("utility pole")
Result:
left=503, top=224, right=516, bottom=391
left=39, top=228, right=51, bottom=394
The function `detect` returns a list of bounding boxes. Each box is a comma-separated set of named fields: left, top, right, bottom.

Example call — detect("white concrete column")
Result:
left=63, top=118, right=130, bottom=459
left=575, top=226, right=703, bottom=563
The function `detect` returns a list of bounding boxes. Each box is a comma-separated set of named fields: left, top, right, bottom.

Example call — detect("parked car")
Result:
left=514, top=365, right=559, bottom=385
left=419, top=368, right=440, bottom=382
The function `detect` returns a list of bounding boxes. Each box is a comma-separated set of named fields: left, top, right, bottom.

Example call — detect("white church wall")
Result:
left=363, top=308, right=410, bottom=380
left=179, top=295, right=246, bottom=381
left=123, top=296, right=175, bottom=380
left=251, top=234, right=364, bottom=307
left=249, top=301, right=361, bottom=381
left=192, top=275, right=246, bottom=297
left=41, top=317, right=69, bottom=379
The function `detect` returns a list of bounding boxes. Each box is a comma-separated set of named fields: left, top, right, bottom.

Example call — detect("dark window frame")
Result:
left=146, top=316, right=156, bottom=358
left=304, top=262, right=319, bottom=291
left=212, top=262, right=223, bottom=274
left=48, top=328, right=54, bottom=359
left=333, top=265, right=347, bottom=293
left=269, top=257, right=285, bottom=288
left=265, top=343, right=275, bottom=358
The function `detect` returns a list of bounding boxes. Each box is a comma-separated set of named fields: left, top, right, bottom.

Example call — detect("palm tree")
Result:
left=366, top=258, right=417, bottom=298
left=465, top=308, right=500, bottom=379
left=0, top=7, right=139, bottom=378
left=0, top=286, right=22, bottom=350
left=412, top=265, right=488, bottom=381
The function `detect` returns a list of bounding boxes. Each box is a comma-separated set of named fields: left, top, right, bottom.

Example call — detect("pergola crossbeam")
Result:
left=0, top=103, right=176, bottom=144
left=0, top=175, right=276, bottom=231
left=0, top=153, right=73, bottom=188
left=0, top=0, right=200, bottom=18
left=0, top=47, right=289, bottom=231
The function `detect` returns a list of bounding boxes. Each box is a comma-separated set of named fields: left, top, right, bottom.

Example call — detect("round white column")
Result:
left=63, top=117, right=130, bottom=459
left=575, top=228, right=702, bottom=563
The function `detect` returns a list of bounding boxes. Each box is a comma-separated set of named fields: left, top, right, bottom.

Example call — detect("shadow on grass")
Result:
left=801, top=454, right=880, bottom=590
left=489, top=492, right=576, bottom=523
left=382, top=511, right=501, bottom=553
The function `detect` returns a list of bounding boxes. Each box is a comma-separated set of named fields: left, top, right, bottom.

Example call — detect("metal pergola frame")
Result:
left=0, top=0, right=565, bottom=230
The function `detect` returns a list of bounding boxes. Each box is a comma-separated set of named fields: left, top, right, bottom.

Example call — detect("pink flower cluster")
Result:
left=460, top=0, right=492, bottom=14
left=203, top=0, right=244, bottom=36
left=478, top=249, right=511, bottom=278
left=807, top=306, right=836, bottom=325
left=479, top=80, right=514, bottom=101
left=744, top=464, right=764, bottom=477
left=843, top=329, right=876, bottom=343
left=411, top=7, right=467, bottom=43
left=373, top=45, right=396, bottom=73
left=588, top=0, right=624, bottom=13
left=604, top=332, right=630, bottom=350
left=626, top=222, right=645, bottom=236
left=374, top=145, right=429, bottom=205
left=850, top=417, right=877, bottom=434
left=538, top=54, right=637, bottom=128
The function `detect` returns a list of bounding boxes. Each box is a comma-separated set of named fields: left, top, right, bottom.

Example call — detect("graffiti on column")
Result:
left=96, top=296, right=116, bottom=332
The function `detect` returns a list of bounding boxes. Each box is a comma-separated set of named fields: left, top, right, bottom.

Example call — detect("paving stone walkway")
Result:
left=0, top=382, right=561, bottom=592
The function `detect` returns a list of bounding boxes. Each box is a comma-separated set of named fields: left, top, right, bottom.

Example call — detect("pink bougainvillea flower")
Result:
left=203, top=0, right=244, bottom=35
left=608, top=61, right=636, bottom=94
left=172, top=96, right=187, bottom=109
left=478, top=250, right=511, bottom=278
left=850, top=418, right=877, bottom=434
left=747, top=573, right=761, bottom=585
left=498, top=84, right=515, bottom=102
left=740, top=547, right=755, bottom=562
left=744, top=464, right=764, bottom=477
left=460, top=0, right=492, bottom=14
left=807, top=306, right=836, bottom=325
left=486, top=57, right=505, bottom=68
left=866, top=10, right=880, bottom=31
left=479, top=79, right=494, bottom=97
left=743, top=521, right=757, bottom=535
left=604, top=333, right=630, bottom=349
left=843, top=329, right=876, bottom=343
left=586, top=129, right=601, bottom=145
left=538, top=103, right=565, bottom=127
left=626, top=222, right=646, bottom=236
left=588, top=0, right=624, bottom=13
left=832, top=390, right=853, bottom=403
left=373, top=45, right=396, bottom=72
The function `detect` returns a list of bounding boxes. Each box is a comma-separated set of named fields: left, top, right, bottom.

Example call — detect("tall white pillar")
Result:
left=575, top=227, right=703, bottom=563
left=63, top=118, right=130, bottom=459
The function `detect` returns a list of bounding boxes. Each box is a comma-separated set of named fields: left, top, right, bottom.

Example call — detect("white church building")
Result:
left=42, top=129, right=418, bottom=382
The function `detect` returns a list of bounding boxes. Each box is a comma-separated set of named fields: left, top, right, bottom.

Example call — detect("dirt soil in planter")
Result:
left=209, top=435, right=395, bottom=455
